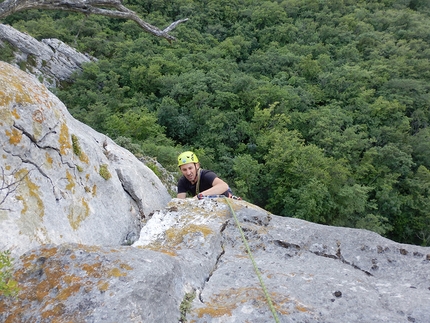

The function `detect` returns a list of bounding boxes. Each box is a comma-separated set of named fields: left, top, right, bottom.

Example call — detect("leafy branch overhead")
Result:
left=0, top=0, right=188, bottom=41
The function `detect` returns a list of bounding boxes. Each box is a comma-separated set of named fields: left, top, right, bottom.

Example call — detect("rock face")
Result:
left=0, top=62, right=171, bottom=256
left=1, top=198, right=429, bottom=323
left=0, top=24, right=95, bottom=88
left=0, top=62, right=429, bottom=323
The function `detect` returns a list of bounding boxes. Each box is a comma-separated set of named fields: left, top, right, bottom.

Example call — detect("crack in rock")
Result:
left=14, top=122, right=75, bottom=169
left=242, top=214, right=272, bottom=227
left=205, top=246, right=226, bottom=283
left=197, top=247, right=225, bottom=304
left=335, top=242, right=373, bottom=276
left=198, top=220, right=229, bottom=303
left=273, top=240, right=301, bottom=257
left=8, top=150, right=64, bottom=201
left=0, top=166, right=31, bottom=210
left=275, top=239, right=374, bottom=276
left=116, top=169, right=145, bottom=220
left=10, top=123, right=85, bottom=201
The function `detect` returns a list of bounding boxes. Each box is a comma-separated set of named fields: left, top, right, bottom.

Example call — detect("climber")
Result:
left=176, top=151, right=240, bottom=200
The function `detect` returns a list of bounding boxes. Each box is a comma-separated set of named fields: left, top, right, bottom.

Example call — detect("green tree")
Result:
left=105, top=108, right=166, bottom=142
left=232, top=154, right=262, bottom=203
left=410, top=128, right=430, bottom=169
left=396, top=165, right=430, bottom=245
left=7, top=0, right=430, bottom=246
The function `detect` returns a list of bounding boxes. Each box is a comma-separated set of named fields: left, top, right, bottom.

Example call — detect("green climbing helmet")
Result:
left=178, top=151, right=199, bottom=167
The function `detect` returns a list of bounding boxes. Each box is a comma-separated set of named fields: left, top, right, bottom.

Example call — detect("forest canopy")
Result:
left=2, top=0, right=430, bottom=246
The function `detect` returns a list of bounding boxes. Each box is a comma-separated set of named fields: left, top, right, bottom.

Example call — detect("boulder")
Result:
left=0, top=24, right=95, bottom=88
left=0, top=62, right=171, bottom=256
left=1, top=198, right=429, bottom=322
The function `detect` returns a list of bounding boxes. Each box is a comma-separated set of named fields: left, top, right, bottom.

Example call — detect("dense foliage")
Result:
left=3, top=0, right=430, bottom=245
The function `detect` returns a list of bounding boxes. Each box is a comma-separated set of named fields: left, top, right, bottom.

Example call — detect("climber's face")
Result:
left=180, top=163, right=199, bottom=183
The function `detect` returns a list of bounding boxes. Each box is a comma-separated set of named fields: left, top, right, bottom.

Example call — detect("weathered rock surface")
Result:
left=1, top=198, right=429, bottom=323
left=1, top=243, right=186, bottom=323
left=0, top=62, right=171, bottom=256
left=0, top=61, right=429, bottom=323
left=0, top=24, right=95, bottom=88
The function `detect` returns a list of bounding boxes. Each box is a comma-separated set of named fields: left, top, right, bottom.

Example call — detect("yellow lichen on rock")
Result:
left=137, top=244, right=178, bottom=257
left=56, top=282, right=82, bottom=302
left=67, top=198, right=90, bottom=230
left=59, top=123, right=72, bottom=155
left=0, top=62, right=48, bottom=107
left=165, top=224, right=213, bottom=246
left=45, top=152, right=53, bottom=168
left=14, top=168, right=44, bottom=220
left=65, top=170, right=75, bottom=192
left=117, top=262, right=133, bottom=271
left=5, top=128, right=22, bottom=145
left=11, top=108, right=20, bottom=119
left=81, top=262, right=102, bottom=277
left=108, top=267, right=127, bottom=278
left=97, top=280, right=110, bottom=292
left=194, top=287, right=291, bottom=318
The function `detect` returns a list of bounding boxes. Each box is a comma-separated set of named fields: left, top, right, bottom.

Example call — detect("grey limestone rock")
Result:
left=0, top=62, right=171, bottom=256
left=1, top=198, right=429, bottom=323
left=136, top=199, right=430, bottom=323
left=0, top=24, right=95, bottom=88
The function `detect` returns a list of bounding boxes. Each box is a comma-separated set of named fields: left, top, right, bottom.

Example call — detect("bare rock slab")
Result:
left=1, top=199, right=429, bottom=322
left=0, top=62, right=171, bottom=256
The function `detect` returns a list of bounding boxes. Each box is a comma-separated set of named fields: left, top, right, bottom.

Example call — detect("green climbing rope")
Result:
left=224, top=197, right=280, bottom=323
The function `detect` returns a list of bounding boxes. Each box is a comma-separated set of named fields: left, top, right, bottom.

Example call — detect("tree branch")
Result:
left=0, top=0, right=188, bottom=41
